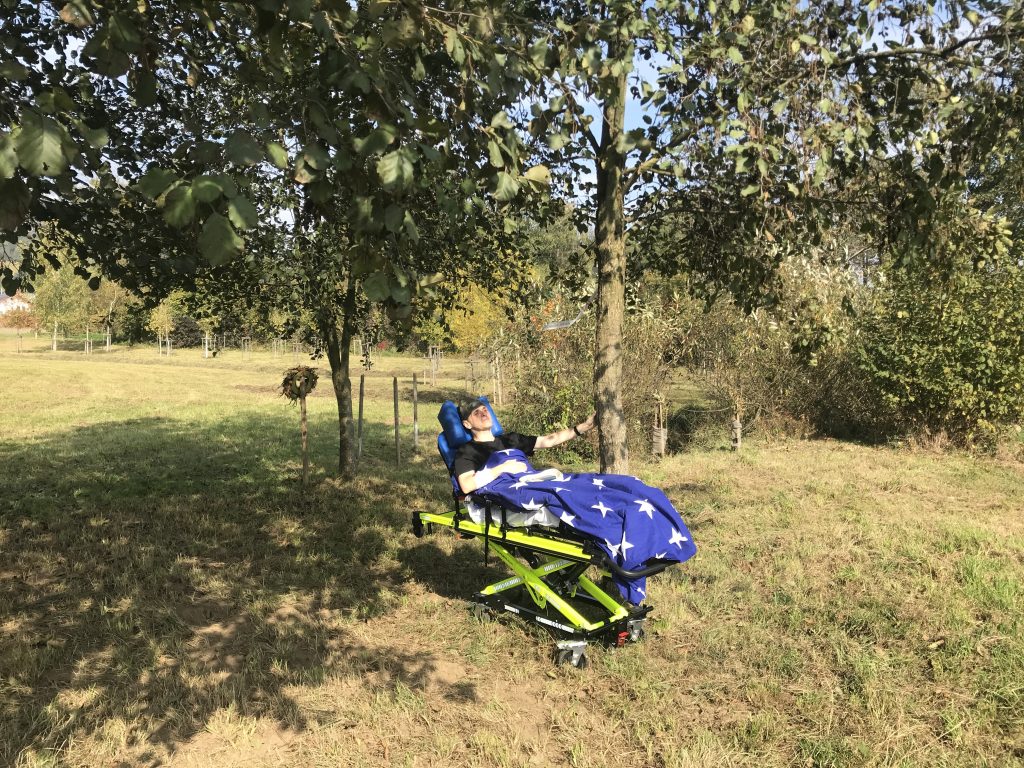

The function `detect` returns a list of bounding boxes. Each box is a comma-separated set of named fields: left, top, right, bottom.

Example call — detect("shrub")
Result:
left=856, top=257, right=1024, bottom=445
left=503, top=306, right=675, bottom=462
left=170, top=315, right=204, bottom=348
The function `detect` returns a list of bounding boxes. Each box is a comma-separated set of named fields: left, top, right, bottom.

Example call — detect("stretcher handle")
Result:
left=590, top=549, right=676, bottom=579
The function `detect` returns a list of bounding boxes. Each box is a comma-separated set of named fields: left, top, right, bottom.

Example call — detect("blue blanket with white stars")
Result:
left=471, top=448, right=697, bottom=604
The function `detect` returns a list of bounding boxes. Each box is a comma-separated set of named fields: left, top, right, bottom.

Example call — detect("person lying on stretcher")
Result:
left=452, top=398, right=596, bottom=494
left=450, top=398, right=696, bottom=605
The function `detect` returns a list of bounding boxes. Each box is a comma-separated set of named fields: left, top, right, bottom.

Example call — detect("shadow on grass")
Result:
left=0, top=414, right=463, bottom=765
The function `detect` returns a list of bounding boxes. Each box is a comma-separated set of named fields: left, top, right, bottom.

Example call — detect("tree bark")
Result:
left=324, top=277, right=358, bottom=479
left=593, top=39, right=629, bottom=474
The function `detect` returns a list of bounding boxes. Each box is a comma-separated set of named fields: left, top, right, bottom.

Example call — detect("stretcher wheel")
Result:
left=554, top=648, right=588, bottom=669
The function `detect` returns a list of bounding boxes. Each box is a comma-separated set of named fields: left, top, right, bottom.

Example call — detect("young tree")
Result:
left=31, top=265, right=90, bottom=350
left=3, top=1, right=543, bottom=478
left=513, top=0, right=1023, bottom=471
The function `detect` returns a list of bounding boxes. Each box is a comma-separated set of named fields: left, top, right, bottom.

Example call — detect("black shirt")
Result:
left=451, top=432, right=537, bottom=479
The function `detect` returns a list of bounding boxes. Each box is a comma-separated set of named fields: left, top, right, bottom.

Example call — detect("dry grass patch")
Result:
left=1, top=354, right=1022, bottom=767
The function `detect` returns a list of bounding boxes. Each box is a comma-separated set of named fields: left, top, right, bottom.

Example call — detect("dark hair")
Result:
left=459, top=397, right=487, bottom=420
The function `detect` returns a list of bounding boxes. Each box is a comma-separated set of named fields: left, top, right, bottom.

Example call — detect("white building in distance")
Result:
left=0, top=292, right=31, bottom=315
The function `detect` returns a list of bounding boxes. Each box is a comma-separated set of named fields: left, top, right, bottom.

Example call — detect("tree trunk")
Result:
left=324, top=278, right=358, bottom=479
left=593, top=39, right=629, bottom=474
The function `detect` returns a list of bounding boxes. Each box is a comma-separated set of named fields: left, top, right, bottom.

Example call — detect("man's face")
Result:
left=463, top=405, right=492, bottom=431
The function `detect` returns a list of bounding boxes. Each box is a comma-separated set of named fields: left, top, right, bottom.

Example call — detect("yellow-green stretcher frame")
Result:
left=413, top=508, right=651, bottom=658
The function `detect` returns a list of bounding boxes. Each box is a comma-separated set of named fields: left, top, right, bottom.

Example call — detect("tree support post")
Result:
left=412, top=373, right=419, bottom=454
left=393, top=376, right=400, bottom=464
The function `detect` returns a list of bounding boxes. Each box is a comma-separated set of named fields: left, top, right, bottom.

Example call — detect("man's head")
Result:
left=460, top=397, right=493, bottom=434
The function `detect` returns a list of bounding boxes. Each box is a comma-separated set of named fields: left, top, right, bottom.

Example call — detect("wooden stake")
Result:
left=412, top=373, right=419, bottom=453
left=393, top=376, right=400, bottom=464
left=300, top=390, right=309, bottom=485
left=356, top=374, right=365, bottom=463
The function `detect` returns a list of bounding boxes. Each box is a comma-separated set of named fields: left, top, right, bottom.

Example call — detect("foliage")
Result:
left=0, top=305, right=36, bottom=330
left=857, top=207, right=1024, bottom=445
left=169, top=315, right=204, bottom=348
left=515, top=0, right=1023, bottom=470
left=29, top=263, right=91, bottom=335
left=505, top=299, right=674, bottom=461
left=280, top=366, right=319, bottom=402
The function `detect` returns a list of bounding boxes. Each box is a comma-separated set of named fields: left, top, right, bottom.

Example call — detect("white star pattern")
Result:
left=619, top=532, right=634, bottom=558
left=499, top=449, right=517, bottom=455
left=553, top=487, right=570, bottom=493
left=634, top=499, right=655, bottom=518
left=668, top=528, right=689, bottom=549
left=604, top=538, right=621, bottom=558
left=559, top=511, right=575, bottom=526
left=521, top=498, right=546, bottom=511
left=510, top=481, right=528, bottom=490
left=591, top=501, right=613, bottom=518
left=654, top=552, right=667, bottom=560
left=636, top=586, right=646, bottom=599
left=592, top=478, right=605, bottom=489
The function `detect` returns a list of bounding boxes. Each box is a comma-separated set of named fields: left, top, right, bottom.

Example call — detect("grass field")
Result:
left=1, top=331, right=1022, bottom=767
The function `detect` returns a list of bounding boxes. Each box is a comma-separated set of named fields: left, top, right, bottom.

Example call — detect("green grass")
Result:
left=1, top=337, right=1023, bottom=767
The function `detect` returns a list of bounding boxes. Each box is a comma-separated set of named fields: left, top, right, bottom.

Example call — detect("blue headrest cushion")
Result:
left=437, top=396, right=503, bottom=471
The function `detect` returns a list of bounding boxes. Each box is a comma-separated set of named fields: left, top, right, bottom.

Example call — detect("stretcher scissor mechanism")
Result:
left=412, top=504, right=667, bottom=667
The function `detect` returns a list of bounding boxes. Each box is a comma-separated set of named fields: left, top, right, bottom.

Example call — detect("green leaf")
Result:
left=529, top=38, right=549, bottom=68
left=488, top=140, right=504, bottom=169
left=308, top=180, right=332, bottom=203
left=351, top=195, right=381, bottom=233
left=727, top=47, right=743, bottom=65
left=77, top=122, right=108, bottom=149
left=354, top=125, right=398, bottom=157
left=0, top=133, right=17, bottom=180
left=137, top=166, right=176, bottom=199
left=225, top=130, right=263, bottom=166
left=403, top=210, right=419, bottom=243
left=211, top=173, right=238, bottom=199
left=191, top=175, right=223, bottom=203
left=109, top=13, right=142, bottom=51
left=493, top=171, right=520, bottom=202
left=0, top=61, right=29, bottom=81
left=15, top=112, right=73, bottom=177
left=390, top=281, right=412, bottom=304
left=377, top=147, right=415, bottom=192
left=798, top=34, right=817, bottom=45
left=523, top=164, right=551, bottom=185
left=227, top=195, right=259, bottom=230
left=162, top=186, right=196, bottom=228
left=490, top=111, right=514, bottom=130
left=363, top=271, right=391, bottom=301
left=266, top=141, right=288, bottom=170
left=0, top=178, right=31, bottom=230
left=198, top=213, right=243, bottom=266
left=741, top=184, right=760, bottom=196
left=301, top=143, right=330, bottom=171
left=547, top=133, right=568, bottom=151
left=384, top=203, right=404, bottom=233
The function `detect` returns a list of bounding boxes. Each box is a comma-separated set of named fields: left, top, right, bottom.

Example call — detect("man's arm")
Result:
left=457, top=459, right=528, bottom=495
left=534, top=412, right=596, bottom=450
